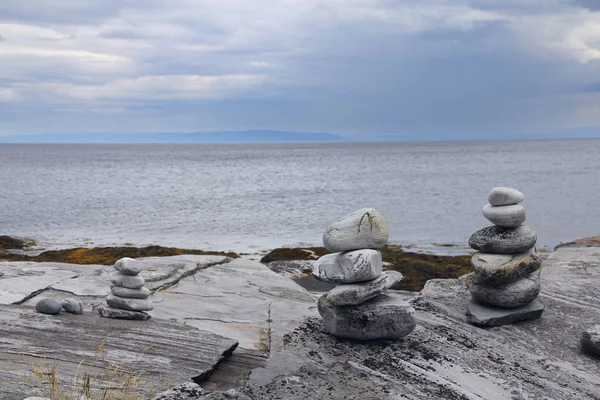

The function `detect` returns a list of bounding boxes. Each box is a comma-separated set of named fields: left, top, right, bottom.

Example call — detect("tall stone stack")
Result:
left=97, top=257, right=153, bottom=321
left=466, top=187, right=544, bottom=327
left=313, top=208, right=416, bottom=340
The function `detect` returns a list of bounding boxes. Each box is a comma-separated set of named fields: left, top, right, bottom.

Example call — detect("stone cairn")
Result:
left=97, top=257, right=153, bottom=320
left=312, top=208, right=416, bottom=340
left=466, top=187, right=544, bottom=327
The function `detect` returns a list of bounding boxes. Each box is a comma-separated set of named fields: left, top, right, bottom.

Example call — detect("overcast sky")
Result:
left=1, top=0, right=600, bottom=139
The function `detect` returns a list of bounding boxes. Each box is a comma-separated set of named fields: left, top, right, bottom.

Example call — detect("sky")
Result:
left=1, top=0, right=600, bottom=140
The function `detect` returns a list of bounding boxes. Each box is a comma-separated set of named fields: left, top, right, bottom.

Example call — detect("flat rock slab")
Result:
left=466, top=298, right=544, bottom=327
left=0, top=304, right=238, bottom=400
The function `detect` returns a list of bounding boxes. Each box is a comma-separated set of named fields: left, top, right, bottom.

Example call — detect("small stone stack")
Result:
left=97, top=257, right=153, bottom=321
left=466, top=187, right=544, bottom=327
left=313, top=208, right=416, bottom=340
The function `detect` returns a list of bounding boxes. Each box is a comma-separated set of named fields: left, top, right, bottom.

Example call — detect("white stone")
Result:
left=322, top=208, right=389, bottom=252
left=106, top=294, right=154, bottom=311
left=111, top=285, right=151, bottom=299
left=326, top=271, right=403, bottom=306
left=488, top=187, right=524, bottom=206
left=110, top=272, right=145, bottom=289
left=312, top=249, right=382, bottom=284
left=61, top=298, right=84, bottom=314
left=483, top=204, right=526, bottom=228
left=114, top=257, right=142, bottom=276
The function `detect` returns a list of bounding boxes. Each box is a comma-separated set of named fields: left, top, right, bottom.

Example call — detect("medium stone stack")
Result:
left=466, top=187, right=544, bottom=327
left=97, top=257, right=153, bottom=320
left=313, top=208, right=416, bottom=340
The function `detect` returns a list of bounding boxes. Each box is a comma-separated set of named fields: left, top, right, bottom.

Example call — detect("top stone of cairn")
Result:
left=323, top=208, right=389, bottom=252
left=114, top=257, right=142, bottom=276
left=488, top=187, right=524, bottom=206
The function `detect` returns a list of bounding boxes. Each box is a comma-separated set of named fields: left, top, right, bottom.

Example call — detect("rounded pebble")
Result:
left=35, top=299, right=62, bottom=315
left=488, top=187, right=524, bottom=206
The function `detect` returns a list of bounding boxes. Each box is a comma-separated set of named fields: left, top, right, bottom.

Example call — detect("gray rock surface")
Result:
left=483, top=203, right=526, bottom=227
left=581, top=325, right=600, bottom=357
left=312, top=249, right=382, bottom=284
left=468, top=271, right=541, bottom=308
left=322, top=208, right=388, bottom=252
left=106, top=294, right=154, bottom=311
left=466, top=298, right=545, bottom=326
left=153, top=382, right=206, bottom=400
left=110, top=271, right=145, bottom=288
left=35, top=298, right=62, bottom=315
left=469, top=225, right=537, bottom=254
left=318, top=293, right=416, bottom=340
left=471, top=248, right=541, bottom=285
left=111, top=285, right=151, bottom=299
left=97, top=306, right=151, bottom=320
left=488, top=187, right=524, bottom=206
left=326, top=271, right=403, bottom=306
left=60, top=297, right=83, bottom=314
left=114, top=257, right=142, bottom=275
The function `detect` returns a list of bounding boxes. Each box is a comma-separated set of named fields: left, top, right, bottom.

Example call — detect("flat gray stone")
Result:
left=106, top=294, right=153, bottom=311
left=488, top=187, right=524, bottom=206
left=582, top=325, right=600, bottom=357
left=326, top=271, right=403, bottom=306
left=60, top=298, right=83, bottom=314
left=469, top=225, right=537, bottom=254
left=468, top=271, right=541, bottom=308
left=153, top=382, right=206, bottom=400
left=471, top=249, right=541, bottom=285
left=322, top=208, right=388, bottom=252
left=35, top=298, right=62, bottom=315
left=318, top=293, right=416, bottom=340
left=114, top=257, right=142, bottom=276
left=483, top=204, right=526, bottom=228
left=110, top=272, right=145, bottom=289
left=97, top=306, right=151, bottom=320
left=111, top=285, right=151, bottom=299
left=312, top=249, right=382, bottom=284
left=466, top=298, right=544, bottom=327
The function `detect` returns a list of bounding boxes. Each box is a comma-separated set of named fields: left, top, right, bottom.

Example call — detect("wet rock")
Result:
left=326, top=271, right=403, bottom=306
left=110, top=272, right=145, bottom=289
left=488, top=187, right=524, bottom=206
left=312, top=249, right=382, bottom=284
left=469, top=225, right=537, bottom=254
left=61, top=298, right=84, bottom=314
left=581, top=325, right=600, bottom=357
left=318, top=293, right=416, bottom=340
left=468, top=271, right=541, bottom=308
left=114, top=257, right=142, bottom=276
left=111, top=285, right=151, bottom=299
left=483, top=204, right=526, bottom=228
left=35, top=299, right=62, bottom=315
left=466, top=298, right=545, bottom=327
left=153, top=382, right=206, bottom=400
left=106, top=294, right=153, bottom=311
left=322, top=208, right=388, bottom=252
left=471, top=249, right=541, bottom=285
left=97, top=306, right=151, bottom=320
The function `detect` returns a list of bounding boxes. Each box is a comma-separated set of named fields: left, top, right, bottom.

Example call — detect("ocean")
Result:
left=1, top=139, right=599, bottom=253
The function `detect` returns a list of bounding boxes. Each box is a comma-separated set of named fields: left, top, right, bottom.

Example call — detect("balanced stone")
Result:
left=468, top=271, right=541, bottom=308
left=114, top=257, right=142, bottom=276
left=35, top=299, right=62, bottom=315
left=466, top=298, right=544, bottom=327
left=581, top=325, right=600, bottom=357
left=111, top=285, right=151, bottom=299
left=61, top=298, right=84, bottom=314
left=322, top=208, right=388, bottom=252
left=326, top=271, right=403, bottom=306
left=312, top=249, right=382, bottom=284
left=471, top=249, right=541, bottom=285
left=483, top=204, right=526, bottom=228
left=318, top=293, right=416, bottom=340
left=110, top=272, right=145, bottom=289
left=488, top=187, right=524, bottom=206
left=106, top=294, right=153, bottom=311
left=97, top=306, right=151, bottom=320
left=469, top=225, right=536, bottom=254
